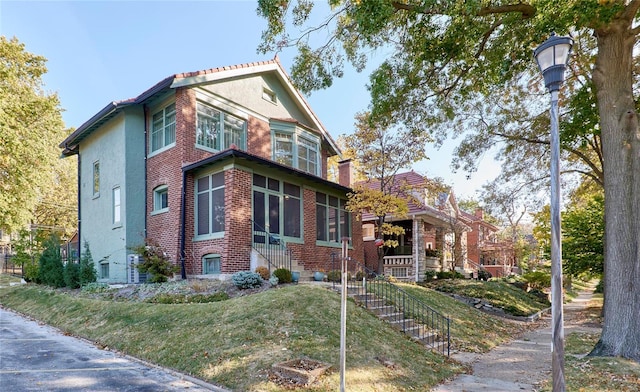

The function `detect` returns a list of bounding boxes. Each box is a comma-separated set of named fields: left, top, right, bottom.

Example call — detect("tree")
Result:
left=562, top=192, right=604, bottom=278
left=0, top=36, right=75, bottom=233
left=258, top=0, right=640, bottom=361
left=79, top=240, right=97, bottom=286
left=344, top=112, right=428, bottom=273
left=38, top=234, right=64, bottom=288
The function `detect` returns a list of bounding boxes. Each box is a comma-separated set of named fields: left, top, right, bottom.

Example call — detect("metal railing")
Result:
left=330, top=254, right=450, bottom=356
left=250, top=220, right=292, bottom=273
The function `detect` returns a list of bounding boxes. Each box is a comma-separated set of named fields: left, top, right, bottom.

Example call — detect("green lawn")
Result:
left=0, top=283, right=468, bottom=391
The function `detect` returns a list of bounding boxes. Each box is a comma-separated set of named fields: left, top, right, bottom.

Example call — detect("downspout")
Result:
left=179, top=169, right=187, bottom=279
left=77, top=151, right=82, bottom=262
left=413, top=215, right=418, bottom=283
left=143, top=106, right=148, bottom=239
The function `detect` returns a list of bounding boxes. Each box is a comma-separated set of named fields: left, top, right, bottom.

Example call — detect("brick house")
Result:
left=60, top=58, right=363, bottom=283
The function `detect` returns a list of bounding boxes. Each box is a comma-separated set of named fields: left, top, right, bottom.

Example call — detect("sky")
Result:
left=1, top=0, right=501, bottom=199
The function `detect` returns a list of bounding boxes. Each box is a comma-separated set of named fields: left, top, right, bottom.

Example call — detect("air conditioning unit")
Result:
left=127, top=254, right=147, bottom=284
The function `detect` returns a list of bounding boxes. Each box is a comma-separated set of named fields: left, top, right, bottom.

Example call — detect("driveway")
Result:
left=0, top=308, right=228, bottom=391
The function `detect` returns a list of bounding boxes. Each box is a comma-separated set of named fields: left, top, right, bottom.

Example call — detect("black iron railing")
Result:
left=330, top=254, right=450, bottom=356
left=250, top=219, right=292, bottom=273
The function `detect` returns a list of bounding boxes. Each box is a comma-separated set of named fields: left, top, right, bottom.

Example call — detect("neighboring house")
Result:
left=60, top=57, right=363, bottom=283
left=460, top=208, right=516, bottom=278
left=346, top=169, right=472, bottom=282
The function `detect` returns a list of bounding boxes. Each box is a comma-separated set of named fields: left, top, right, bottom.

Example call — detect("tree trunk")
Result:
left=590, top=25, right=640, bottom=361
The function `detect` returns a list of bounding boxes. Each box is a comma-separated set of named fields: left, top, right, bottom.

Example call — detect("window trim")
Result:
left=92, top=160, right=100, bottom=198
left=148, top=101, right=176, bottom=156
left=194, top=171, right=226, bottom=241
left=195, top=101, right=247, bottom=152
left=152, top=185, right=169, bottom=215
left=112, top=186, right=121, bottom=226
left=202, top=254, right=221, bottom=275
left=315, top=192, right=352, bottom=247
left=270, top=123, right=321, bottom=176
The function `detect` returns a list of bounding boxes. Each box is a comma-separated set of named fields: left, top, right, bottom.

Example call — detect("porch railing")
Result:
left=250, top=219, right=292, bottom=273
left=330, top=254, right=450, bottom=356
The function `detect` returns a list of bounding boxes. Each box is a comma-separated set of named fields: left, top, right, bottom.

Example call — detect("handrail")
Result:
left=249, top=219, right=292, bottom=273
left=330, top=254, right=450, bottom=356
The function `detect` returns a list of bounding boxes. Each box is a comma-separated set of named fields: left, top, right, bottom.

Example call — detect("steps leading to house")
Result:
left=336, top=285, right=449, bottom=356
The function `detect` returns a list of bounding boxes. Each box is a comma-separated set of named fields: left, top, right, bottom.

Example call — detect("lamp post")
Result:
left=534, top=33, right=573, bottom=392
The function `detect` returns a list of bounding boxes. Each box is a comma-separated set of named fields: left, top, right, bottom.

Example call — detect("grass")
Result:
left=0, top=274, right=21, bottom=285
left=425, top=279, right=550, bottom=317
left=537, top=293, right=640, bottom=391
left=0, top=282, right=468, bottom=391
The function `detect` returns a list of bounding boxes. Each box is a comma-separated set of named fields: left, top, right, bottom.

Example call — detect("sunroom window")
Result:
left=316, top=192, right=351, bottom=243
left=196, top=102, right=246, bottom=151
left=196, top=171, right=225, bottom=237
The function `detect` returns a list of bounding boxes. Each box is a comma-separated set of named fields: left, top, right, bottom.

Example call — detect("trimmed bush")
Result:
left=255, top=266, right=270, bottom=280
left=436, top=270, right=465, bottom=280
left=232, top=271, right=263, bottom=289
left=477, top=270, right=492, bottom=281
left=63, top=261, right=81, bottom=289
left=273, top=268, right=292, bottom=284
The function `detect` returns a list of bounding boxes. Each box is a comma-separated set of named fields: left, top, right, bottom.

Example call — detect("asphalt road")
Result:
left=0, top=308, right=228, bottom=392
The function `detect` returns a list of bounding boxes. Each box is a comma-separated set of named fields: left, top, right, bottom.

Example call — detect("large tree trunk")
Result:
left=590, top=23, right=640, bottom=361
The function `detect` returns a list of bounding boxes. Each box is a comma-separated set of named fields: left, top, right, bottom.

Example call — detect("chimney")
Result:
left=338, top=159, right=354, bottom=187
left=475, top=207, right=484, bottom=219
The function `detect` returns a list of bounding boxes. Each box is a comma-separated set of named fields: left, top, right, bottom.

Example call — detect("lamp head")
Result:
left=534, top=33, right=573, bottom=92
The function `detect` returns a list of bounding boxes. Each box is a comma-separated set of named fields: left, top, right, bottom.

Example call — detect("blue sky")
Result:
left=1, top=0, right=499, bottom=199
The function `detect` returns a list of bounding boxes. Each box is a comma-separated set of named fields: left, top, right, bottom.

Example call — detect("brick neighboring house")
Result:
left=346, top=170, right=472, bottom=281
left=60, top=57, right=363, bottom=283
left=460, top=208, right=516, bottom=278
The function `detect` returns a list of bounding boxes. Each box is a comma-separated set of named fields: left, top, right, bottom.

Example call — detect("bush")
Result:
left=326, top=270, right=352, bottom=282
left=477, top=270, right=492, bottom=281
left=38, top=234, right=65, bottom=288
left=81, top=282, right=110, bottom=293
left=63, top=261, right=81, bottom=289
left=255, top=266, right=270, bottom=280
left=436, top=270, right=465, bottom=280
left=273, top=268, right=292, bottom=284
left=79, top=241, right=97, bottom=285
left=129, top=240, right=179, bottom=283
left=522, top=271, right=551, bottom=290
left=232, top=271, right=263, bottom=289
left=595, top=279, right=604, bottom=293
left=355, top=270, right=366, bottom=281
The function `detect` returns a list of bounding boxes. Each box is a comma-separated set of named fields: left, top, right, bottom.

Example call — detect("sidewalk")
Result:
left=431, top=286, right=599, bottom=392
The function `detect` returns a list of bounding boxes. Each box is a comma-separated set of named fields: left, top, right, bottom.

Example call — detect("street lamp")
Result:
left=534, top=32, right=573, bottom=392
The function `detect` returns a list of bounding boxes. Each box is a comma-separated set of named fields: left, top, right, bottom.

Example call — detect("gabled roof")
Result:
left=459, top=210, right=499, bottom=232
left=60, top=57, right=340, bottom=157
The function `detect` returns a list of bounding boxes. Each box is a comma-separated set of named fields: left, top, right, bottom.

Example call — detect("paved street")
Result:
left=0, top=308, right=227, bottom=392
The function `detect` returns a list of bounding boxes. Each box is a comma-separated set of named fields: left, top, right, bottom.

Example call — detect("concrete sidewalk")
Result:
left=431, top=287, right=599, bottom=392
left=0, top=307, right=229, bottom=392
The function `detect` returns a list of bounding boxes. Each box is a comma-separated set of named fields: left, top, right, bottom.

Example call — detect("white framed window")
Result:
left=153, top=185, right=168, bottom=213
left=271, top=123, right=320, bottom=176
left=391, top=267, right=408, bottom=278
left=92, top=161, right=100, bottom=198
left=202, top=254, right=221, bottom=274
left=150, top=102, right=176, bottom=153
left=196, top=102, right=246, bottom=151
left=112, top=187, right=121, bottom=224
left=362, top=223, right=376, bottom=241
left=100, top=262, right=109, bottom=279
left=196, top=171, right=225, bottom=238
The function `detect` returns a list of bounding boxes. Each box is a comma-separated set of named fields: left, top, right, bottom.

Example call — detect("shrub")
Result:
left=477, top=270, right=492, bottom=281
left=81, top=282, right=110, bottom=293
left=326, top=270, right=352, bottom=282
left=255, top=266, right=270, bottom=280
left=355, top=270, right=366, bottom=281
left=595, top=279, right=604, bottom=293
left=436, top=270, right=465, bottom=280
left=232, top=271, right=263, bottom=289
left=63, top=261, right=81, bottom=289
left=79, top=241, right=97, bottom=285
left=522, top=271, right=551, bottom=290
left=129, top=240, right=179, bottom=283
left=38, top=234, right=65, bottom=288
left=273, top=268, right=292, bottom=284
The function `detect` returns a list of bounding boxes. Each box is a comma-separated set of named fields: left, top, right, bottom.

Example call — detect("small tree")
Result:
left=38, top=234, right=64, bottom=287
left=79, top=240, right=97, bottom=285
left=130, top=239, right=179, bottom=283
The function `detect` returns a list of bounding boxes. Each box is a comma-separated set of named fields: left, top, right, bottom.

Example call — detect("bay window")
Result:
left=271, top=123, right=320, bottom=175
